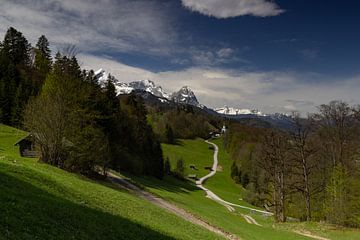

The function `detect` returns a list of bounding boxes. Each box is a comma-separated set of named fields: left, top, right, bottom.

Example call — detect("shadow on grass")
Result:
left=0, top=171, right=175, bottom=240
left=163, top=139, right=184, bottom=146
left=124, top=172, right=201, bottom=195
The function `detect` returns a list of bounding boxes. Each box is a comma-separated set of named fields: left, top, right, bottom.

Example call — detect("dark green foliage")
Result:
left=23, top=52, right=164, bottom=178
left=0, top=28, right=52, bottom=126
left=164, top=157, right=171, bottom=175
left=0, top=27, right=32, bottom=125
left=120, top=93, right=164, bottom=178
left=230, top=162, right=241, bottom=183
left=165, top=124, right=175, bottom=144
left=1, top=27, right=31, bottom=66
left=174, top=158, right=185, bottom=180
left=241, top=173, right=250, bottom=188
left=148, top=105, right=221, bottom=141
left=33, top=35, right=52, bottom=93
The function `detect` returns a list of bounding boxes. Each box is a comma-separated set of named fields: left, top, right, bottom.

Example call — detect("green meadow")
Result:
left=1, top=124, right=359, bottom=240
left=131, top=138, right=360, bottom=240
left=0, top=124, right=222, bottom=240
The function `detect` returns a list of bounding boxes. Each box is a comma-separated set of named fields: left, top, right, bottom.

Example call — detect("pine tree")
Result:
left=1, top=27, right=31, bottom=66
left=0, top=27, right=31, bottom=125
left=164, top=157, right=171, bottom=175
left=174, top=158, right=185, bottom=179
left=33, top=35, right=52, bottom=93
left=165, top=124, right=175, bottom=144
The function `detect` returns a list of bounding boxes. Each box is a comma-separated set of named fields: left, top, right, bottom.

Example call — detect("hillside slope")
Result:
left=130, top=138, right=360, bottom=240
left=0, top=124, right=222, bottom=240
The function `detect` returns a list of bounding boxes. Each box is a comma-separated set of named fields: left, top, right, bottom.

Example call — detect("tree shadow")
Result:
left=123, top=172, right=201, bottom=195
left=0, top=172, right=175, bottom=240
left=164, top=139, right=184, bottom=146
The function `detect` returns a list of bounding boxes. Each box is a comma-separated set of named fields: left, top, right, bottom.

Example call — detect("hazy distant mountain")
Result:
left=215, top=106, right=265, bottom=116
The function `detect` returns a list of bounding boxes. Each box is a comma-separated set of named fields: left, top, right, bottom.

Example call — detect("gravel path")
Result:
left=196, top=140, right=272, bottom=218
left=108, top=172, right=240, bottom=240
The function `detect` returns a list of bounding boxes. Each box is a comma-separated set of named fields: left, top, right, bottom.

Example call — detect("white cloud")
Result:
left=0, top=0, right=177, bottom=55
left=79, top=54, right=360, bottom=114
left=181, top=0, right=284, bottom=18
left=188, top=47, right=247, bottom=66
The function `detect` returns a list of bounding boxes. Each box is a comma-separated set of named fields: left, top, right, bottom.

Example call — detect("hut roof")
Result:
left=14, top=133, right=33, bottom=146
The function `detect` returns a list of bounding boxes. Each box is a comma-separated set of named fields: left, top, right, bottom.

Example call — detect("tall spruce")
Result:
left=33, top=35, right=52, bottom=94
left=0, top=27, right=31, bottom=125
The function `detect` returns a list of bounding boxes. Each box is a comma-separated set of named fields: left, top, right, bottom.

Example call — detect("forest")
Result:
left=226, top=106, right=360, bottom=227
left=0, top=27, right=163, bottom=178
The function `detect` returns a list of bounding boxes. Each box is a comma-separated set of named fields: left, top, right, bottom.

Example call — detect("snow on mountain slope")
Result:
left=128, top=79, right=170, bottom=99
left=95, top=69, right=201, bottom=106
left=95, top=69, right=169, bottom=98
left=171, top=86, right=200, bottom=106
left=215, top=106, right=265, bottom=116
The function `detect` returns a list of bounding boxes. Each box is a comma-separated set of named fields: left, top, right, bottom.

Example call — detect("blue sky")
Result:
left=1, top=0, right=359, bottom=113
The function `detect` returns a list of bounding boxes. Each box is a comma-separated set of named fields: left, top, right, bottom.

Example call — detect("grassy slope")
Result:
left=0, top=124, right=222, bottom=240
left=131, top=138, right=360, bottom=240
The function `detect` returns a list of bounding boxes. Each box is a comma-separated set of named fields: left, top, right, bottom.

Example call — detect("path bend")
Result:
left=196, top=139, right=273, bottom=216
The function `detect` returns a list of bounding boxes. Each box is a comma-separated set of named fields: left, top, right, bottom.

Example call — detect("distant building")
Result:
left=14, top=134, right=39, bottom=158
left=221, top=125, right=227, bottom=134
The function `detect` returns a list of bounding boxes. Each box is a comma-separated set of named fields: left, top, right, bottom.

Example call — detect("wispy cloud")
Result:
left=0, top=0, right=178, bottom=55
left=181, top=0, right=284, bottom=18
left=79, top=54, right=360, bottom=114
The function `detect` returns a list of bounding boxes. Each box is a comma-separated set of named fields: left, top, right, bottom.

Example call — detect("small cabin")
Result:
left=14, top=134, right=39, bottom=158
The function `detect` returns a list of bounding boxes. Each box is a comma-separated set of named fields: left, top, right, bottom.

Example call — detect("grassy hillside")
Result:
left=131, top=138, right=360, bottom=240
left=1, top=124, right=359, bottom=240
left=0, top=124, right=222, bottom=240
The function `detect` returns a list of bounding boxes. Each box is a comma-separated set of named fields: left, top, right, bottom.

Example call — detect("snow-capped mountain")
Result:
left=171, top=86, right=199, bottom=106
left=95, top=69, right=169, bottom=98
left=215, top=106, right=265, bottom=116
left=128, top=79, right=170, bottom=99
left=95, top=69, right=199, bottom=106
left=94, top=69, right=295, bottom=129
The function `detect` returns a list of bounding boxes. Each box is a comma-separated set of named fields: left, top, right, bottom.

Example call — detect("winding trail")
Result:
left=196, top=140, right=273, bottom=219
left=108, top=172, right=239, bottom=240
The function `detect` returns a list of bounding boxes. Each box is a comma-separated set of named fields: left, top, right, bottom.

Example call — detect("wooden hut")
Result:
left=14, top=134, right=38, bottom=157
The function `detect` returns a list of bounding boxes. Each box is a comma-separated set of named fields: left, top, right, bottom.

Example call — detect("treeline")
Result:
left=0, top=27, right=50, bottom=126
left=0, top=27, right=163, bottom=178
left=147, top=105, right=220, bottom=143
left=225, top=101, right=360, bottom=227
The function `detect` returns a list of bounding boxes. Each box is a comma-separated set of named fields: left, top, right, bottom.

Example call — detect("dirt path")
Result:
left=241, top=215, right=262, bottom=226
left=196, top=140, right=272, bottom=217
left=108, top=172, right=240, bottom=240
left=294, top=230, right=330, bottom=240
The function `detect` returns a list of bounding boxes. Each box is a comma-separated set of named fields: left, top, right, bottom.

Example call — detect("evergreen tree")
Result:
left=174, top=158, right=185, bottom=179
left=33, top=35, right=52, bottom=94
left=0, top=27, right=32, bottom=125
left=164, top=157, right=171, bottom=175
left=165, top=124, right=175, bottom=144
left=1, top=27, right=31, bottom=66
